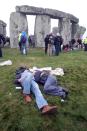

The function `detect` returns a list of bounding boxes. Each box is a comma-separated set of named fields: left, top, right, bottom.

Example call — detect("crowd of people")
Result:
left=44, top=33, right=87, bottom=56
left=44, top=33, right=63, bottom=56
left=0, top=31, right=87, bottom=58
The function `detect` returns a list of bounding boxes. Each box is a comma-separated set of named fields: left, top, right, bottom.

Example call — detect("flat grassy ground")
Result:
left=0, top=48, right=87, bottom=131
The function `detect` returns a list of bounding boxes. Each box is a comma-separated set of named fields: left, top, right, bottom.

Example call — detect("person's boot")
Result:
left=24, top=95, right=32, bottom=103
left=41, top=105, right=57, bottom=114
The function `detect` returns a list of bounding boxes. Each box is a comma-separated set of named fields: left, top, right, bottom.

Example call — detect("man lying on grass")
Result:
left=34, top=70, right=68, bottom=100
left=14, top=66, right=57, bottom=115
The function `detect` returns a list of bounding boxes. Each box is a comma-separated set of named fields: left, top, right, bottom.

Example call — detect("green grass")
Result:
left=0, top=48, right=87, bottom=131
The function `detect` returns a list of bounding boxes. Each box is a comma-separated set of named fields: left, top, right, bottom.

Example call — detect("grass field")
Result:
left=0, top=48, right=87, bottom=131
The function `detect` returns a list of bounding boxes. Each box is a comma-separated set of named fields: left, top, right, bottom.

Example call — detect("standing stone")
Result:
left=60, top=18, right=71, bottom=45
left=58, top=18, right=63, bottom=34
left=34, top=15, right=51, bottom=47
left=10, top=5, right=86, bottom=48
left=10, top=12, right=28, bottom=48
left=71, top=23, right=78, bottom=39
left=73, top=24, right=86, bottom=38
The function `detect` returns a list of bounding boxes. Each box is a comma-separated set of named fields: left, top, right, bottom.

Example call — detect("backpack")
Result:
left=20, top=32, right=27, bottom=43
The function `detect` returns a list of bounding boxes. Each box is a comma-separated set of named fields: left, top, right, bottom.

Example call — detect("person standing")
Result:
left=77, top=38, right=83, bottom=49
left=18, top=32, right=22, bottom=51
left=47, top=33, right=54, bottom=56
left=0, top=34, right=6, bottom=57
left=83, top=37, right=87, bottom=51
left=18, top=31, right=28, bottom=55
left=54, top=33, right=61, bottom=56
left=44, top=34, right=49, bottom=54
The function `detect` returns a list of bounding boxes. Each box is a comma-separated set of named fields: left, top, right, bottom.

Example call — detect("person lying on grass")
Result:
left=14, top=66, right=57, bottom=115
left=34, top=70, right=69, bottom=100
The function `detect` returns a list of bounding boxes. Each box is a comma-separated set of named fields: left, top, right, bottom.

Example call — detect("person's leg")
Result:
left=45, top=43, right=48, bottom=54
left=44, top=75, right=68, bottom=98
left=49, top=45, right=52, bottom=56
left=55, top=45, right=59, bottom=55
left=21, top=73, right=33, bottom=94
left=44, top=75, right=57, bottom=90
left=0, top=47, right=2, bottom=57
left=21, top=73, right=33, bottom=102
left=22, top=44, right=27, bottom=55
left=47, top=44, right=50, bottom=56
left=18, top=42, right=21, bottom=51
left=31, top=80, right=48, bottom=109
left=31, top=80, right=57, bottom=114
left=85, top=44, right=87, bottom=51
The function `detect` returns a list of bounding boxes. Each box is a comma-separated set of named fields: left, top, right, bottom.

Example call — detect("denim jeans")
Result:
left=44, top=75, right=67, bottom=98
left=21, top=44, right=27, bottom=55
left=21, top=71, right=48, bottom=109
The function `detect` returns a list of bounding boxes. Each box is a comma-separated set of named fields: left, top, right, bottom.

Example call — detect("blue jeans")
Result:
left=21, top=73, right=48, bottom=109
left=44, top=75, right=67, bottom=98
left=21, top=44, right=27, bottom=55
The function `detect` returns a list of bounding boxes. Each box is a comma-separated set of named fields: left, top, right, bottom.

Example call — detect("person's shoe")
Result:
left=41, top=105, right=57, bottom=115
left=24, top=95, right=32, bottom=103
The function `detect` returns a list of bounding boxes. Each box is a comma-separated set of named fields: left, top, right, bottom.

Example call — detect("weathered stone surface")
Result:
left=79, top=26, right=86, bottom=37
left=10, top=12, right=28, bottom=48
left=16, top=5, right=79, bottom=23
left=60, top=18, right=71, bottom=45
left=10, top=5, right=86, bottom=48
left=34, top=15, right=51, bottom=47
left=74, top=25, right=86, bottom=38
left=52, top=27, right=59, bottom=35
left=71, top=23, right=78, bottom=39
left=0, top=20, right=6, bottom=36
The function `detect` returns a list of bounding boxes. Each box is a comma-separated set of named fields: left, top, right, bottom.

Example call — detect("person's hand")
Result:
left=18, top=79, right=21, bottom=82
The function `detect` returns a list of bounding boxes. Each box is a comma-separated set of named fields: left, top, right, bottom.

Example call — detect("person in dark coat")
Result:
left=54, top=33, right=62, bottom=56
left=77, top=38, right=83, bottom=49
left=0, top=34, right=6, bottom=57
left=44, top=34, right=49, bottom=54
left=70, top=38, right=76, bottom=50
left=34, top=70, right=68, bottom=99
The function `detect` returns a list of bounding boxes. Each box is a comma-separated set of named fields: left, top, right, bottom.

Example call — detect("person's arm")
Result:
left=18, top=70, right=32, bottom=82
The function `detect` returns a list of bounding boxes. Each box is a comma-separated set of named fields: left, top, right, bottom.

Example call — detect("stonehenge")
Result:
left=10, top=5, right=86, bottom=48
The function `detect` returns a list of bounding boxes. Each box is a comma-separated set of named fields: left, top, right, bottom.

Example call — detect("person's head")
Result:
left=18, top=66, right=29, bottom=71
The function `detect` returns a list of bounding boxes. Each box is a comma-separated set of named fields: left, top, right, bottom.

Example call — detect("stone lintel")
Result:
left=16, top=5, right=79, bottom=23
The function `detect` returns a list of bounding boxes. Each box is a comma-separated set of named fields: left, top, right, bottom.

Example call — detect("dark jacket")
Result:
left=34, top=70, right=69, bottom=99
left=14, top=67, right=28, bottom=87
left=34, top=70, right=49, bottom=85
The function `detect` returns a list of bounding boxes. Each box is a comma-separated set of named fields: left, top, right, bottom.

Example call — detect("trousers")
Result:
left=44, top=75, right=67, bottom=98
left=21, top=71, right=48, bottom=109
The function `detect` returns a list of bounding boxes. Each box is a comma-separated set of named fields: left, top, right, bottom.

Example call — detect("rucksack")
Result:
left=20, top=35, right=27, bottom=43
left=20, top=31, right=27, bottom=43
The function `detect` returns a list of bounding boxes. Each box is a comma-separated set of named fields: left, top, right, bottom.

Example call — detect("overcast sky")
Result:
left=0, top=0, right=87, bottom=37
